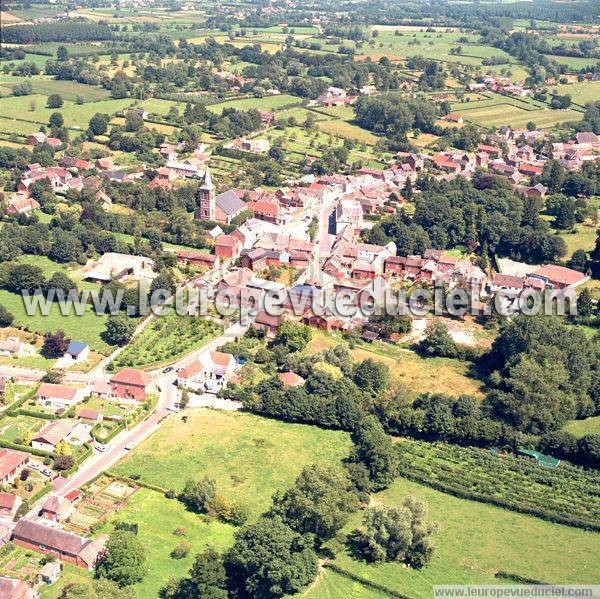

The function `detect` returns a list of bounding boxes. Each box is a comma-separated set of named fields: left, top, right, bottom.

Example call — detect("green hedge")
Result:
left=105, top=472, right=168, bottom=494
left=90, top=421, right=125, bottom=444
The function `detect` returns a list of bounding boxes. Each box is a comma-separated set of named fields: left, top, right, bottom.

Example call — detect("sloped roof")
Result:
left=215, top=190, right=246, bottom=215
left=110, top=368, right=151, bottom=387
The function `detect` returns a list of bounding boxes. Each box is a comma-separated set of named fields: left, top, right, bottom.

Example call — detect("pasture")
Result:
left=548, top=81, right=600, bottom=107
left=0, top=75, right=110, bottom=102
left=111, top=409, right=353, bottom=517
left=329, top=477, right=600, bottom=598
left=563, top=416, right=600, bottom=438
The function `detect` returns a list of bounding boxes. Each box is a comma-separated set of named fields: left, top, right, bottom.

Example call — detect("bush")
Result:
left=170, top=541, right=192, bottom=559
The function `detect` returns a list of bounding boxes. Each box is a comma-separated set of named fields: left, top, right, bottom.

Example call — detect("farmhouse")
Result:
left=40, top=494, right=75, bottom=522
left=12, top=519, right=103, bottom=569
left=37, top=383, right=88, bottom=413
left=32, top=419, right=78, bottom=452
left=4, top=194, right=40, bottom=216
left=529, top=264, right=589, bottom=289
left=84, top=252, right=156, bottom=282
left=0, top=449, right=29, bottom=485
left=110, top=368, right=151, bottom=402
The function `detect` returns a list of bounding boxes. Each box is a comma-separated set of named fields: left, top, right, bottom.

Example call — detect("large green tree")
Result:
left=225, top=516, right=317, bottom=598
left=271, top=464, right=359, bottom=545
left=96, top=531, right=148, bottom=588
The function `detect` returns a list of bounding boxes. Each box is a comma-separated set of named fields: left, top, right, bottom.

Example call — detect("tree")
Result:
left=352, top=416, right=397, bottom=490
left=225, top=516, right=317, bottom=598
left=352, top=497, right=436, bottom=567
left=6, top=263, right=45, bottom=294
left=353, top=359, right=389, bottom=395
left=104, top=314, right=136, bottom=346
left=56, top=45, right=69, bottom=61
left=42, top=330, right=70, bottom=358
left=88, top=113, right=110, bottom=136
left=272, top=322, right=311, bottom=353
left=96, top=531, right=148, bottom=588
left=542, top=160, right=566, bottom=193
left=54, top=454, right=75, bottom=470
left=0, top=305, right=14, bottom=327
left=47, top=94, right=63, bottom=109
left=125, top=112, right=144, bottom=132
left=55, top=440, right=72, bottom=456
left=568, top=249, right=588, bottom=272
left=46, top=271, right=77, bottom=297
left=178, top=476, right=216, bottom=514
left=60, top=579, right=136, bottom=599
left=576, top=288, right=594, bottom=318
left=161, top=548, right=228, bottom=599
left=49, top=112, right=64, bottom=129
left=271, top=465, right=359, bottom=545
left=418, top=320, right=457, bottom=358
left=49, top=229, right=83, bottom=263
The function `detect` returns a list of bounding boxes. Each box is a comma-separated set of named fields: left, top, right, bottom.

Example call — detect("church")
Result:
left=195, top=167, right=247, bottom=224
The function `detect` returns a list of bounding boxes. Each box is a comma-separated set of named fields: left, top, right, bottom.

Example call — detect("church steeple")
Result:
left=196, top=166, right=216, bottom=221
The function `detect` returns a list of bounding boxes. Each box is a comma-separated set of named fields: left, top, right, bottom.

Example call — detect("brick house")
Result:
left=12, top=519, right=103, bottom=569
left=110, top=368, right=151, bottom=402
left=0, top=492, right=22, bottom=518
left=0, top=577, right=36, bottom=599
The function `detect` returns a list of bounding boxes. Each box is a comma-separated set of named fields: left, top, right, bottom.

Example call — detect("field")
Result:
left=306, top=330, right=485, bottom=399
left=0, top=75, right=111, bottom=102
left=206, top=94, right=304, bottom=114
left=548, top=81, right=600, bottom=107
left=92, top=488, right=236, bottom=598
left=327, top=477, right=600, bottom=598
left=456, top=102, right=582, bottom=129
left=111, top=409, right=353, bottom=517
left=563, top=416, right=600, bottom=438
left=108, top=312, right=220, bottom=370
left=306, top=569, right=390, bottom=599
left=0, top=95, right=133, bottom=131
left=0, top=413, right=45, bottom=442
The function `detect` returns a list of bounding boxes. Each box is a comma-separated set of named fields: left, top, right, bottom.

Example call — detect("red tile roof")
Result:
left=37, top=383, right=79, bottom=401
left=0, top=449, right=29, bottom=480
left=110, top=368, right=151, bottom=387
left=0, top=492, right=18, bottom=510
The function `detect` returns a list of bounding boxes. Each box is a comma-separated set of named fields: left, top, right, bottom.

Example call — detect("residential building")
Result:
left=37, top=384, right=88, bottom=413
left=0, top=577, right=36, bottom=599
left=63, top=342, right=89, bottom=362
left=0, top=492, right=22, bottom=518
left=32, top=420, right=78, bottom=452
left=0, top=449, right=30, bottom=485
left=177, top=351, right=237, bottom=393
left=110, top=368, right=151, bottom=402
left=12, top=519, right=103, bottom=569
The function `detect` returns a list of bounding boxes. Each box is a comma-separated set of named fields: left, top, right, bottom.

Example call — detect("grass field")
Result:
left=206, top=94, right=303, bottom=114
left=0, top=413, right=45, bottom=442
left=548, top=81, right=600, bottom=107
left=0, top=95, right=133, bottom=131
left=109, top=312, right=220, bottom=370
left=328, top=477, right=600, bottom=598
left=96, top=488, right=236, bottom=598
left=306, top=330, right=485, bottom=399
left=0, top=288, right=110, bottom=354
left=456, top=102, right=582, bottom=129
left=0, top=75, right=110, bottom=102
left=306, top=569, right=390, bottom=599
left=111, top=409, right=353, bottom=517
left=563, top=416, right=600, bottom=438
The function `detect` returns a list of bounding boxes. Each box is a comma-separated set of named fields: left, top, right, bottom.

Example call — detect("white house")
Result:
left=84, top=253, right=156, bottom=283
left=37, top=384, right=88, bottom=413
left=177, top=351, right=237, bottom=394
left=32, top=419, right=78, bottom=452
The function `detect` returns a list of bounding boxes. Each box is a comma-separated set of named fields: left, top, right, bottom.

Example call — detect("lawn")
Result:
left=563, top=416, right=600, bottom=438
left=109, top=312, right=220, bottom=370
left=316, top=118, right=379, bottom=144
left=0, top=288, right=111, bottom=354
left=557, top=221, right=599, bottom=258
left=328, top=477, right=600, bottom=598
left=206, top=94, right=304, bottom=114
left=0, top=414, right=45, bottom=443
left=39, top=563, right=93, bottom=598
left=111, top=409, right=353, bottom=517
left=94, top=488, right=236, bottom=598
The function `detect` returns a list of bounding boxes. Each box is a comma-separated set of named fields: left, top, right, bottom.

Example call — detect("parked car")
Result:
left=95, top=443, right=107, bottom=452
left=124, top=441, right=136, bottom=450
left=163, top=366, right=174, bottom=374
